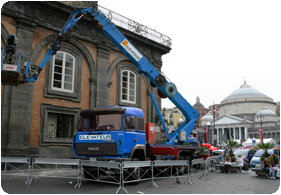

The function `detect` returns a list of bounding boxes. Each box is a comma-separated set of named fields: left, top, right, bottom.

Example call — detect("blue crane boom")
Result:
left=26, top=6, right=199, bottom=145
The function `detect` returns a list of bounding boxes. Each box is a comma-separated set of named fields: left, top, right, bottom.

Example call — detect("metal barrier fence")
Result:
left=78, top=160, right=123, bottom=194
left=184, top=158, right=205, bottom=184
left=122, top=161, right=153, bottom=193
left=28, top=158, right=80, bottom=187
left=213, top=154, right=223, bottom=163
left=2, top=157, right=221, bottom=193
left=1, top=157, right=31, bottom=185
left=198, top=156, right=220, bottom=180
left=151, top=160, right=189, bottom=187
left=207, top=156, right=220, bottom=173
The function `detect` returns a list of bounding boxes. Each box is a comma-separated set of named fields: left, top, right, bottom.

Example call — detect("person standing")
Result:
left=236, top=154, right=243, bottom=172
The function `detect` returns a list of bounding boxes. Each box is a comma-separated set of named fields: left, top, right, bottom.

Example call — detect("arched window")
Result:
left=51, top=51, right=75, bottom=93
left=121, top=70, right=136, bottom=104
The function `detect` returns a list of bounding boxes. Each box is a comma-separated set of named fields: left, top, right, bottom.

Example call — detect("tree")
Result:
left=224, top=140, right=239, bottom=151
left=257, top=142, right=274, bottom=162
left=224, top=140, right=240, bottom=161
left=258, top=142, right=274, bottom=153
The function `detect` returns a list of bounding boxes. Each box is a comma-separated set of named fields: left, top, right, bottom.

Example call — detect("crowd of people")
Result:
left=208, top=143, right=280, bottom=179
left=221, top=148, right=251, bottom=174
left=200, top=143, right=281, bottom=181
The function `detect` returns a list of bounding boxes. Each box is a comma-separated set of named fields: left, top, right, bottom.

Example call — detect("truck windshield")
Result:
left=78, top=114, right=122, bottom=131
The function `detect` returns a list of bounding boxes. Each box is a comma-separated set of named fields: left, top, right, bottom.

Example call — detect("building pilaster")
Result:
left=5, top=19, right=37, bottom=157
left=95, top=44, right=110, bottom=107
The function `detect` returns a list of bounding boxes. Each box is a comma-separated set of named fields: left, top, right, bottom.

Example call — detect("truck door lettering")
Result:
left=79, top=134, right=111, bottom=140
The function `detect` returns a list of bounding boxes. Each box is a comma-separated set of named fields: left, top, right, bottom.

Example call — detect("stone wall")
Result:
left=59, top=1, right=97, bottom=7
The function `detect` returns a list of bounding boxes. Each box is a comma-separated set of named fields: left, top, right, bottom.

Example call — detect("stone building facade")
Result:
left=1, top=1, right=171, bottom=158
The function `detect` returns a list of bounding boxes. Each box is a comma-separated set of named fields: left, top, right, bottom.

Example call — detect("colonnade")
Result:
left=212, top=127, right=248, bottom=145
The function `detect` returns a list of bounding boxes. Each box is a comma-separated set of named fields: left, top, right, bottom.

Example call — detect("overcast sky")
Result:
left=99, top=0, right=281, bottom=109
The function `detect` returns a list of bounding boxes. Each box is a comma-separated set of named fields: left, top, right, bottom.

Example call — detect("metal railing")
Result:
left=198, top=156, right=220, bottom=180
left=78, top=160, right=123, bottom=193
left=122, top=161, right=153, bottom=193
left=1, top=157, right=31, bottom=185
left=98, top=5, right=172, bottom=48
left=28, top=158, right=80, bottom=187
left=207, top=156, right=220, bottom=173
left=122, top=161, right=152, bottom=182
left=2, top=157, right=222, bottom=193
left=151, top=160, right=189, bottom=187
left=184, top=158, right=205, bottom=184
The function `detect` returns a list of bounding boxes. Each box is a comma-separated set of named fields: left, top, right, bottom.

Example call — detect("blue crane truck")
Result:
left=73, top=106, right=201, bottom=162
left=1, top=5, right=202, bottom=178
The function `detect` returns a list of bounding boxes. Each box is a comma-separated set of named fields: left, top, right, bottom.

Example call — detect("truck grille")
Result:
left=75, top=143, right=117, bottom=156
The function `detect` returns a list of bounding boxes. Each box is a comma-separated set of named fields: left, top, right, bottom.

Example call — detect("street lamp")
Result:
left=212, top=103, right=217, bottom=145
left=206, top=122, right=210, bottom=144
left=169, top=114, right=174, bottom=126
left=277, top=131, right=281, bottom=144
left=162, top=108, right=168, bottom=126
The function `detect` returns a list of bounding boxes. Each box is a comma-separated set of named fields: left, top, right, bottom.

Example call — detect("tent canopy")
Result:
left=242, top=138, right=277, bottom=147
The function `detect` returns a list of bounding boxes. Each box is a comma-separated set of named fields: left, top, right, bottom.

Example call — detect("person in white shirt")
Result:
left=236, top=154, right=243, bottom=172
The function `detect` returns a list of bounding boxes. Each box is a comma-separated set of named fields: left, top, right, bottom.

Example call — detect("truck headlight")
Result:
left=174, top=140, right=178, bottom=143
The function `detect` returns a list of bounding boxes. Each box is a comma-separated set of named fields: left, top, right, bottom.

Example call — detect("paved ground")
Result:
left=1, top=170, right=280, bottom=194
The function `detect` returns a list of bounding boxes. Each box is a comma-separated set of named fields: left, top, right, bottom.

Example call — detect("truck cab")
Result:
left=72, top=106, right=146, bottom=161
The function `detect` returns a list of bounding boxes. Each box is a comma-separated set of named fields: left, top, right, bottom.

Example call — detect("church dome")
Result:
left=255, top=107, right=278, bottom=122
left=193, top=96, right=204, bottom=108
left=201, top=111, right=214, bottom=121
left=221, top=81, right=272, bottom=103
left=256, top=107, right=277, bottom=117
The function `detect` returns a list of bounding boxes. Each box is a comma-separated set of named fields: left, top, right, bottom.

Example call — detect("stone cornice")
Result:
left=16, top=18, right=37, bottom=32
left=219, top=100, right=277, bottom=107
left=56, top=1, right=97, bottom=9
